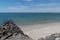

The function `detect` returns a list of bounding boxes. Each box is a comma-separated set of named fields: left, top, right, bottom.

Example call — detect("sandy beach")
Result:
left=20, top=22, right=60, bottom=40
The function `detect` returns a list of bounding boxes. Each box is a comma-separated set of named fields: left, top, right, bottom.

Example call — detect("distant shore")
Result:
left=20, top=22, right=60, bottom=40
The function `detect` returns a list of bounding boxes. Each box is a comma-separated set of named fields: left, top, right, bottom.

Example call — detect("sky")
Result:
left=0, top=0, right=60, bottom=12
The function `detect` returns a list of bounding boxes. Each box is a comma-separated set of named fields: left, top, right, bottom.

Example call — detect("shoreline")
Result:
left=18, top=21, right=60, bottom=26
left=19, top=21, right=60, bottom=26
left=19, top=22, right=60, bottom=40
left=20, top=22, right=60, bottom=31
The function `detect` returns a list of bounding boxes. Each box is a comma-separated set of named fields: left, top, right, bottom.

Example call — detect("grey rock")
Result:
left=0, top=20, right=33, bottom=40
left=38, top=38, right=45, bottom=40
left=38, top=33, right=60, bottom=40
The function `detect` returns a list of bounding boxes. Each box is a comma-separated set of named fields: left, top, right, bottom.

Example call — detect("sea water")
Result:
left=0, top=13, right=60, bottom=25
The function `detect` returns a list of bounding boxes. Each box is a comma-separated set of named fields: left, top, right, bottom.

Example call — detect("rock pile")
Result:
left=38, top=33, right=60, bottom=40
left=0, top=21, right=33, bottom=40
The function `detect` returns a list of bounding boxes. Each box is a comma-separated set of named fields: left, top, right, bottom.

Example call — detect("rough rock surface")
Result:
left=38, top=33, right=60, bottom=40
left=0, top=21, right=33, bottom=40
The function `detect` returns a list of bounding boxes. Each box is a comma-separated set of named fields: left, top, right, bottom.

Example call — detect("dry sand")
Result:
left=20, top=22, right=60, bottom=40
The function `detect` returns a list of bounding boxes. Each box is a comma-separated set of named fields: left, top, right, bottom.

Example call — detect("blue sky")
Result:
left=0, top=0, right=60, bottom=12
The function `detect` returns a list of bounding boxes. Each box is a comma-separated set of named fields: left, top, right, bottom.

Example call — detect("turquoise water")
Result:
left=0, top=13, right=60, bottom=25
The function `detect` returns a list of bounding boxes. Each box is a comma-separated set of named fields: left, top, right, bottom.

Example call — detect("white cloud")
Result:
left=0, top=3, right=60, bottom=12
left=31, top=3, right=60, bottom=8
left=0, top=7, right=60, bottom=12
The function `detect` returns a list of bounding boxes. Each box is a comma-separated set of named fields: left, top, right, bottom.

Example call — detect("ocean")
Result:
left=0, top=13, right=60, bottom=25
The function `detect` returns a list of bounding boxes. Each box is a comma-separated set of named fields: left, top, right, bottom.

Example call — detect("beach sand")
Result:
left=19, top=22, right=60, bottom=40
